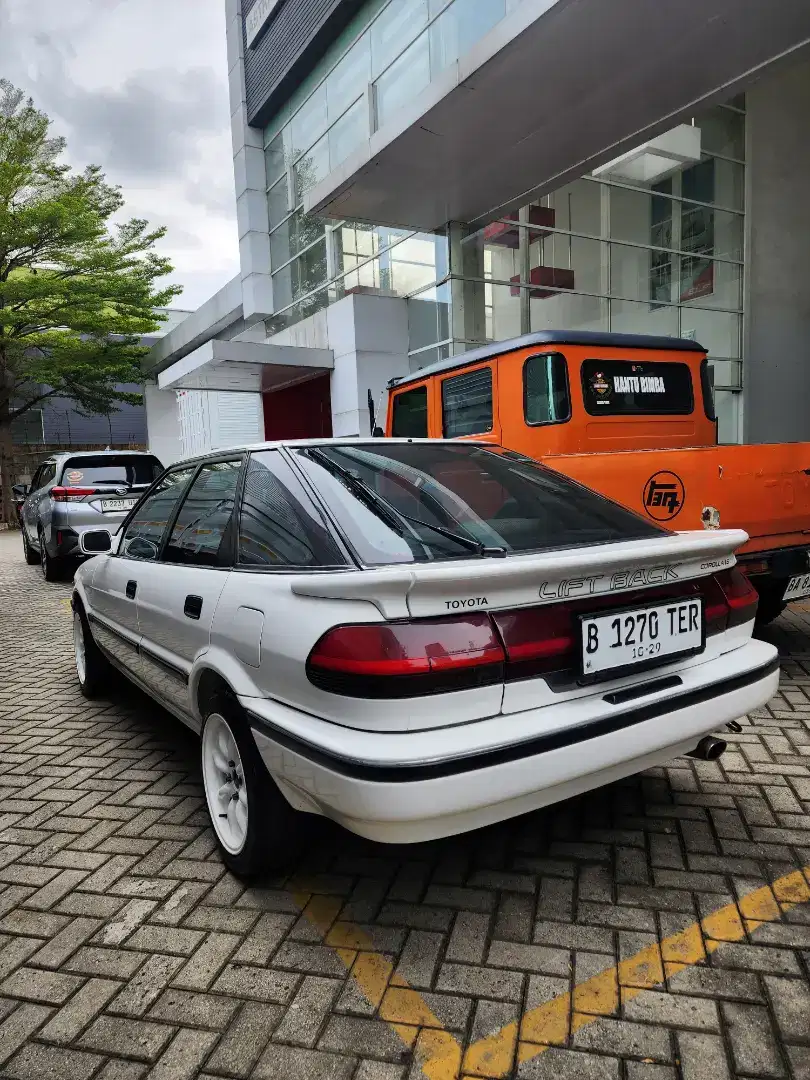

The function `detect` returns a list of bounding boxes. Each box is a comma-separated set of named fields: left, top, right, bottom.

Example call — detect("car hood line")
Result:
left=290, top=528, right=748, bottom=619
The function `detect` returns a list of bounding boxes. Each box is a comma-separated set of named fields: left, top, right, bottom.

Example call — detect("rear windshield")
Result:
left=59, top=455, right=163, bottom=488
left=294, top=442, right=666, bottom=566
left=581, top=360, right=694, bottom=415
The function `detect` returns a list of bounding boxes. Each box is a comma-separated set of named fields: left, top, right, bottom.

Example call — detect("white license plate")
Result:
left=581, top=597, right=703, bottom=678
left=100, top=498, right=138, bottom=512
left=784, top=574, right=810, bottom=602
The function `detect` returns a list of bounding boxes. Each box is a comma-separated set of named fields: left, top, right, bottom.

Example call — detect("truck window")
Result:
left=442, top=367, right=493, bottom=437
left=524, top=353, right=570, bottom=425
left=581, top=360, right=694, bottom=416
left=391, top=386, right=428, bottom=437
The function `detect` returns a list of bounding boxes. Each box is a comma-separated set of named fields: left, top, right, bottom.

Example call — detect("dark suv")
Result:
left=18, top=450, right=163, bottom=580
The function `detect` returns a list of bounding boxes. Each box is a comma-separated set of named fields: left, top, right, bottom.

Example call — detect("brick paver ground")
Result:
left=1, top=528, right=810, bottom=1079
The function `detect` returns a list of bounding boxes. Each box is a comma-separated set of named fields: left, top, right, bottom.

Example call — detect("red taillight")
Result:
left=307, top=614, right=505, bottom=697
left=715, top=567, right=759, bottom=628
left=51, top=487, right=98, bottom=501
left=491, top=606, right=576, bottom=678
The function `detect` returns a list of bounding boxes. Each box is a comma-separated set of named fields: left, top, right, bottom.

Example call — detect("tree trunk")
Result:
left=0, top=404, right=15, bottom=526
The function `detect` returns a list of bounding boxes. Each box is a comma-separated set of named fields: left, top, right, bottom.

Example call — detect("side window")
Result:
left=120, top=467, right=196, bottom=561
left=164, top=460, right=242, bottom=567
left=38, top=464, right=56, bottom=490
left=29, top=466, right=45, bottom=492
left=238, top=451, right=346, bottom=569
left=524, top=353, right=571, bottom=425
left=442, top=367, right=493, bottom=437
left=391, top=386, right=428, bottom=437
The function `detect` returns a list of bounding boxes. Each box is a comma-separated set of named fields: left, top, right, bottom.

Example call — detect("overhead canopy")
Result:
left=157, top=338, right=333, bottom=393
left=305, top=0, right=810, bottom=230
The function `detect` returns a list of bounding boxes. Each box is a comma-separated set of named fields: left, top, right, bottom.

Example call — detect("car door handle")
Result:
left=126, top=580, right=137, bottom=599
left=184, top=595, right=203, bottom=620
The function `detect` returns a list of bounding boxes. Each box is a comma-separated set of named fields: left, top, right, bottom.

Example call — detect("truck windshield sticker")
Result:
left=582, top=360, right=693, bottom=416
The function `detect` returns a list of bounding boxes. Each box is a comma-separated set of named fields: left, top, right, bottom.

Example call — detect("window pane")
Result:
left=679, top=308, right=741, bottom=359
left=610, top=296, right=679, bottom=338
left=581, top=360, right=694, bottom=416
left=265, top=131, right=288, bottom=187
left=239, top=451, right=345, bottom=567
left=529, top=289, right=609, bottom=336
left=293, top=238, right=328, bottom=300
left=694, top=106, right=744, bottom=159
left=164, top=461, right=241, bottom=567
left=121, top=467, right=195, bottom=561
left=270, top=208, right=325, bottom=269
left=294, top=135, right=329, bottom=200
left=329, top=97, right=366, bottom=170
left=327, top=35, right=371, bottom=122
left=374, top=32, right=430, bottom=129
left=524, top=353, right=570, bottom=425
left=371, top=0, right=428, bottom=77
left=442, top=367, right=493, bottom=436
left=59, top=455, right=162, bottom=487
left=268, top=175, right=290, bottom=229
left=290, top=83, right=327, bottom=157
left=294, top=442, right=665, bottom=567
left=430, top=0, right=505, bottom=75
left=391, top=386, right=428, bottom=437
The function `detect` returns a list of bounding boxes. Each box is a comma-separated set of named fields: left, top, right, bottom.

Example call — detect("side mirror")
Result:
left=11, top=484, right=29, bottom=498
left=372, top=425, right=385, bottom=438
left=125, top=536, right=158, bottom=560
left=79, top=530, right=113, bottom=555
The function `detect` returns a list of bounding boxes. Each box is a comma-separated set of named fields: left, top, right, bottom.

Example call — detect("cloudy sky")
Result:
left=0, top=0, right=239, bottom=311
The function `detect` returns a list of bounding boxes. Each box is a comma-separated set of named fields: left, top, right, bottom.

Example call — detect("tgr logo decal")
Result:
left=643, top=471, right=685, bottom=521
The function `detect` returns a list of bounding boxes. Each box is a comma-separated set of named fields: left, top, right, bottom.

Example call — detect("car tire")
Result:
left=22, top=529, right=39, bottom=565
left=73, top=607, right=111, bottom=699
left=201, top=693, right=301, bottom=878
left=39, top=532, right=62, bottom=582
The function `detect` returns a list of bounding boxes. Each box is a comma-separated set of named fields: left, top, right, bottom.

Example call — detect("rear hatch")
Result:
left=56, top=454, right=163, bottom=516
left=287, top=441, right=756, bottom=729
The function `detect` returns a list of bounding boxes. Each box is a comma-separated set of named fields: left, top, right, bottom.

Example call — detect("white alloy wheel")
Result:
left=74, top=611, right=87, bottom=685
left=202, top=712, right=249, bottom=855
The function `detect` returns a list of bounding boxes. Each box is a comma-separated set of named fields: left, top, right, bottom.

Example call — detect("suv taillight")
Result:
left=307, top=614, right=505, bottom=698
left=51, top=487, right=98, bottom=501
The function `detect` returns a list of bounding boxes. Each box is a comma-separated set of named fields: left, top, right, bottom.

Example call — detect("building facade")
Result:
left=145, top=0, right=810, bottom=455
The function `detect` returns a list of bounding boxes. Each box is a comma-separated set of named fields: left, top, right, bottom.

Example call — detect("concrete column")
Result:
left=226, top=0, right=274, bottom=324
left=744, top=57, right=810, bottom=443
left=144, top=383, right=183, bottom=466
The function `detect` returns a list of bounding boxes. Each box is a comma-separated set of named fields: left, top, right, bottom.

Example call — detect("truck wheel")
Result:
left=754, top=580, right=787, bottom=627
left=200, top=693, right=302, bottom=879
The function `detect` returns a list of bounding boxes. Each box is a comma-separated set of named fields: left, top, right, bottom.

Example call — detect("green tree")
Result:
left=0, top=79, right=181, bottom=521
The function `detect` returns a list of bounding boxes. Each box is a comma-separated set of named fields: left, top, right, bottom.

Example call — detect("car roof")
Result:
left=387, top=329, right=707, bottom=390
left=171, top=437, right=488, bottom=468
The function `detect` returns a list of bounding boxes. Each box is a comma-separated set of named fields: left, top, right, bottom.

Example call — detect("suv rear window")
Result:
left=581, top=360, right=693, bottom=415
left=294, top=442, right=665, bottom=567
left=59, top=455, right=163, bottom=488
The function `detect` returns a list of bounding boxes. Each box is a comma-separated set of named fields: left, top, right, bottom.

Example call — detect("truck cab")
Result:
left=386, top=330, right=717, bottom=454
left=386, top=330, right=810, bottom=625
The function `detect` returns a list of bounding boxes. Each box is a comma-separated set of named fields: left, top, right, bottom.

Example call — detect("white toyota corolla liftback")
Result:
left=71, top=440, right=779, bottom=877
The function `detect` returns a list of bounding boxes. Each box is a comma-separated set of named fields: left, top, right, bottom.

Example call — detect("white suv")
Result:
left=71, top=439, right=779, bottom=878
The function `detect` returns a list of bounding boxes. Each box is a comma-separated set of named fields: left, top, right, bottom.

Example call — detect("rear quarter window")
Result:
left=442, top=367, right=493, bottom=437
left=581, top=360, right=693, bottom=415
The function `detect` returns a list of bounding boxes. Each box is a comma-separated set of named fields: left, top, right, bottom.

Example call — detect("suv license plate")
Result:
left=784, top=574, right=810, bottom=602
left=581, top=597, right=703, bottom=679
left=100, top=498, right=138, bottom=512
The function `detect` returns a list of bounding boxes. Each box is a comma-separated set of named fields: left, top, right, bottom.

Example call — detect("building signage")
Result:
left=245, top=0, right=283, bottom=48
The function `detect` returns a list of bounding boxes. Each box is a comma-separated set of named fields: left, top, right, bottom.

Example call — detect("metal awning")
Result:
left=157, top=338, right=333, bottom=393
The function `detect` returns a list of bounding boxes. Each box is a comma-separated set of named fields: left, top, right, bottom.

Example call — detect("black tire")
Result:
left=22, top=528, right=39, bottom=565
left=754, top=579, right=788, bottom=628
left=200, top=693, right=302, bottom=878
left=39, top=532, right=62, bottom=582
left=73, top=605, right=112, bottom=699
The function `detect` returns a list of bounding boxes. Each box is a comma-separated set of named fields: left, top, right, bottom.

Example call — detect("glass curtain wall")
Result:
left=453, top=100, right=746, bottom=442
left=262, top=0, right=525, bottom=340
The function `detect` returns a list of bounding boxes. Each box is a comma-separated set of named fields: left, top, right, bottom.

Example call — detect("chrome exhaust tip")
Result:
left=688, top=736, right=727, bottom=761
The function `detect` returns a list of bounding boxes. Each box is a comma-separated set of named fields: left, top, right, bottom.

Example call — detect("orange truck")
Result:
left=384, top=331, right=810, bottom=625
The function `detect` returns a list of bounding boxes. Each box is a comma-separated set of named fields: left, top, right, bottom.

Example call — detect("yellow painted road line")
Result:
left=297, top=867, right=810, bottom=1080
left=466, top=866, right=810, bottom=1079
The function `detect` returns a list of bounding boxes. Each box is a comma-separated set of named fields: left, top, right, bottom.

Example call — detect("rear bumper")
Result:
left=245, top=639, right=779, bottom=843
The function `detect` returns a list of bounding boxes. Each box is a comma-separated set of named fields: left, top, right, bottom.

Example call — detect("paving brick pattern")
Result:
left=1, top=530, right=810, bottom=1079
